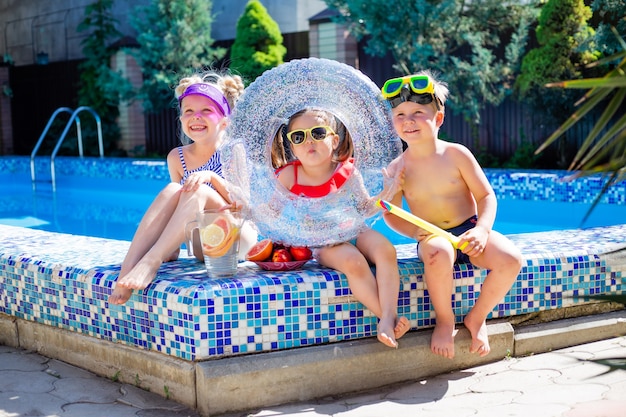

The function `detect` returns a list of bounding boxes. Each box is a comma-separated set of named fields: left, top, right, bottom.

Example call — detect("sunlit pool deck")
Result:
left=1, top=157, right=625, bottom=415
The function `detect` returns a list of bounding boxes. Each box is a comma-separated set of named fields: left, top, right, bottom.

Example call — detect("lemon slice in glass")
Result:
left=201, top=224, right=226, bottom=247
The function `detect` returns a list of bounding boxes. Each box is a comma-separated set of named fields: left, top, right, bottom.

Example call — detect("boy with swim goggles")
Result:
left=381, top=75, right=441, bottom=110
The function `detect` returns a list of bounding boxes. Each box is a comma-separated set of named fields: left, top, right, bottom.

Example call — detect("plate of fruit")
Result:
left=245, top=239, right=313, bottom=271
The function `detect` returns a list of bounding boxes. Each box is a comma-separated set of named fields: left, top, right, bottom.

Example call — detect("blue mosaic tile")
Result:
left=1, top=157, right=625, bottom=361
left=4, top=222, right=624, bottom=361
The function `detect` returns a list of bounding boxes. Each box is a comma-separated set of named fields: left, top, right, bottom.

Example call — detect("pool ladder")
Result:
left=30, top=106, right=104, bottom=191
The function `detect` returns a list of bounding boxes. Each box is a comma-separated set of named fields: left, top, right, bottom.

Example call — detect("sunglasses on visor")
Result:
left=285, top=125, right=335, bottom=145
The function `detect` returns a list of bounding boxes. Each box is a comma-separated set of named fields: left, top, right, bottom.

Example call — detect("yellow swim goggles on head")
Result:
left=381, top=75, right=440, bottom=110
left=381, top=75, right=434, bottom=99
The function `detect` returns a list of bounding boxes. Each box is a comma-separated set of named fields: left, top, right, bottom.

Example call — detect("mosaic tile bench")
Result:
left=1, top=157, right=625, bottom=363
left=1, top=223, right=624, bottom=361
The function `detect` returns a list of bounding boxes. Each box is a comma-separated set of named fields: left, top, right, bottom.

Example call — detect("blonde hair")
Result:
left=175, top=71, right=245, bottom=145
left=272, top=108, right=354, bottom=169
left=414, top=69, right=449, bottom=111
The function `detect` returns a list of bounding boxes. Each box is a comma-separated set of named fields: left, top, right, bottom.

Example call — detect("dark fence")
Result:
left=144, top=88, right=600, bottom=165
left=9, top=60, right=81, bottom=155
left=7, top=57, right=603, bottom=166
left=440, top=97, right=602, bottom=166
left=442, top=98, right=553, bottom=157
left=144, top=31, right=312, bottom=156
left=356, top=47, right=602, bottom=166
left=145, top=108, right=179, bottom=156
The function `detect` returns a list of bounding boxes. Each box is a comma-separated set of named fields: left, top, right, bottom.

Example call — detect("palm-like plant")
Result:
left=539, top=29, right=626, bottom=371
left=536, top=28, right=626, bottom=223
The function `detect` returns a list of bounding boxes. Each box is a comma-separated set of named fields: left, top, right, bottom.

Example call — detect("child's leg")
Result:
left=111, top=185, right=226, bottom=304
left=316, top=242, right=402, bottom=348
left=419, top=235, right=457, bottom=359
left=109, top=183, right=183, bottom=305
left=464, top=231, right=522, bottom=356
left=356, top=230, right=409, bottom=344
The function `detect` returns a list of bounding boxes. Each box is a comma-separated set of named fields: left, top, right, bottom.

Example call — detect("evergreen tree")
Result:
left=324, top=0, right=536, bottom=124
left=229, top=0, right=286, bottom=85
left=77, top=0, right=132, bottom=155
left=516, top=0, right=600, bottom=121
left=131, top=0, right=226, bottom=113
left=590, top=0, right=626, bottom=56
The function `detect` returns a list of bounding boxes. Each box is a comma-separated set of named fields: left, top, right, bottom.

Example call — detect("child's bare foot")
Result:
left=431, top=322, right=457, bottom=359
left=464, top=314, right=490, bottom=357
left=394, top=316, right=411, bottom=340
left=377, top=316, right=398, bottom=348
left=108, top=286, right=133, bottom=305
left=116, top=258, right=161, bottom=290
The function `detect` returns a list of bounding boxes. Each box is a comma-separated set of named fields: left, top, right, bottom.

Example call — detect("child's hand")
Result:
left=365, top=162, right=404, bottom=219
left=226, top=199, right=248, bottom=214
left=379, top=165, right=404, bottom=201
left=459, top=225, right=489, bottom=256
left=182, top=171, right=213, bottom=192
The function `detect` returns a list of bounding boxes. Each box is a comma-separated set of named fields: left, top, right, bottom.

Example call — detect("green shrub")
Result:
left=131, top=0, right=226, bottom=113
left=229, top=0, right=286, bottom=85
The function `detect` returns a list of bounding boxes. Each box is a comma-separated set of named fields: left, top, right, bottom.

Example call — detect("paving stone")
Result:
left=0, top=369, right=55, bottom=392
left=335, top=400, right=435, bottom=417
left=473, top=402, right=569, bottom=417
left=384, top=378, right=452, bottom=402
left=464, top=356, right=518, bottom=375
left=508, top=351, right=582, bottom=371
left=1, top=332, right=626, bottom=417
left=423, top=390, right=519, bottom=410
left=362, top=400, right=476, bottom=417
left=245, top=403, right=347, bottom=417
left=0, top=391, right=65, bottom=416
left=589, top=343, right=626, bottom=361
left=561, top=400, right=625, bottom=417
left=137, top=409, right=201, bottom=417
left=47, top=357, right=102, bottom=379
left=553, top=360, right=626, bottom=385
left=50, top=374, right=122, bottom=403
left=61, top=402, right=142, bottom=417
left=603, top=379, right=626, bottom=401
left=436, top=368, right=507, bottom=393
left=469, top=368, right=561, bottom=392
left=0, top=349, right=47, bottom=372
left=118, top=383, right=190, bottom=412
left=514, top=382, right=608, bottom=405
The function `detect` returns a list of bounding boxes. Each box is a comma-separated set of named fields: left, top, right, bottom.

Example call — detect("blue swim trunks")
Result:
left=417, top=215, right=478, bottom=264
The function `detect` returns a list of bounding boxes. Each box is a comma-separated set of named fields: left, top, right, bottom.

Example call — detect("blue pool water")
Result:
left=1, top=157, right=625, bottom=243
left=370, top=198, right=626, bottom=245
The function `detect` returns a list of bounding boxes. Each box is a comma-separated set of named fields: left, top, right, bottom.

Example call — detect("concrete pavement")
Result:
left=1, top=314, right=625, bottom=417
left=236, top=336, right=626, bottom=417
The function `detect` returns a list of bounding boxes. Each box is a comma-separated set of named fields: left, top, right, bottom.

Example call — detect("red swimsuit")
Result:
left=276, top=158, right=354, bottom=197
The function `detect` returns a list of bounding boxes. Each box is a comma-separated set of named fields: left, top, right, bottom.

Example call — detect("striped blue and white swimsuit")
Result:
left=177, top=146, right=223, bottom=186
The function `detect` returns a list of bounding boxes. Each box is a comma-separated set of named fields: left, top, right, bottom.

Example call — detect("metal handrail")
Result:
left=30, top=106, right=103, bottom=191
left=50, top=106, right=103, bottom=191
left=30, top=107, right=74, bottom=188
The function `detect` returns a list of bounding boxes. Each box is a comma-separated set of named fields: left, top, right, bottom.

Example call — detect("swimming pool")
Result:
left=2, top=154, right=625, bottom=377
left=372, top=198, right=626, bottom=245
left=1, top=156, right=625, bottom=243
